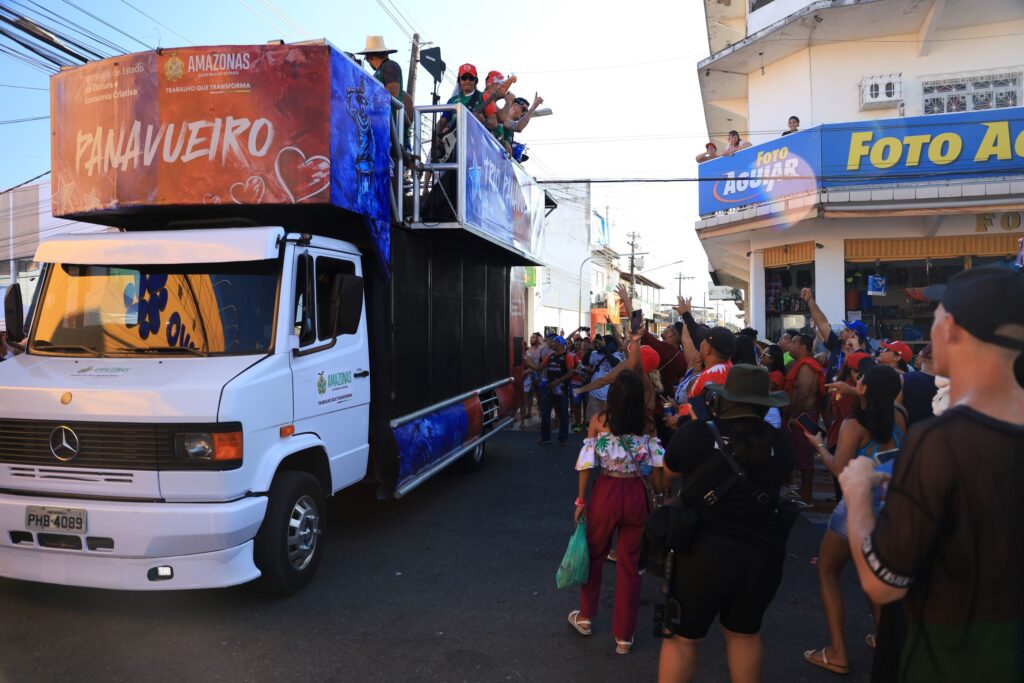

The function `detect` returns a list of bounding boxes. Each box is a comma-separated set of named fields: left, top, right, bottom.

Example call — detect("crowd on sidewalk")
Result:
left=527, top=267, right=1024, bottom=682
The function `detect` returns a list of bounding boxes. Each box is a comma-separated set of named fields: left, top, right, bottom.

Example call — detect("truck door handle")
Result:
left=354, top=370, right=370, bottom=378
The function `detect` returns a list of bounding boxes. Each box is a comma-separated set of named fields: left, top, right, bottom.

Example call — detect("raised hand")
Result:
left=676, top=296, right=692, bottom=316
left=801, top=287, right=813, bottom=302
left=615, top=284, right=632, bottom=313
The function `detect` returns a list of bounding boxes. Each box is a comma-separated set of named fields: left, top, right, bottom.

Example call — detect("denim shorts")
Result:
left=827, top=493, right=884, bottom=541
left=827, top=498, right=849, bottom=540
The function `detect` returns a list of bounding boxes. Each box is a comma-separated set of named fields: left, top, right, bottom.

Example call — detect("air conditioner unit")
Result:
left=859, top=74, right=903, bottom=110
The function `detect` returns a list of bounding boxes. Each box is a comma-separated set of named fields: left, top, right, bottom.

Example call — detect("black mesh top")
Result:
left=867, top=405, right=1024, bottom=682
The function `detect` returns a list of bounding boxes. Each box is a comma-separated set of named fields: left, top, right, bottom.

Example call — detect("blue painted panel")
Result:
left=329, top=49, right=392, bottom=273
left=393, top=403, right=470, bottom=483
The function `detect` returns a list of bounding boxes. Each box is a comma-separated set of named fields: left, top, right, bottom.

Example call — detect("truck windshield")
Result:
left=30, top=261, right=279, bottom=357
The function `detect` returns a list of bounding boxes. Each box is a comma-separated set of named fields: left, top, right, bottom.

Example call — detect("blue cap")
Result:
left=550, top=335, right=566, bottom=346
left=844, top=320, right=868, bottom=337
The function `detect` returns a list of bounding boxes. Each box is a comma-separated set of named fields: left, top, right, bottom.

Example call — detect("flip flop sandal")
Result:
left=803, top=648, right=850, bottom=675
left=615, top=637, right=634, bottom=655
left=567, top=610, right=592, bottom=636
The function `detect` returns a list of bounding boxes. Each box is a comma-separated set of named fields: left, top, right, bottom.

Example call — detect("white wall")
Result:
left=745, top=19, right=1024, bottom=146
left=536, top=182, right=592, bottom=331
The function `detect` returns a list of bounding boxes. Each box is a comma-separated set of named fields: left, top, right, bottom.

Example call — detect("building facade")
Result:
left=526, top=182, right=593, bottom=336
left=696, top=0, right=1024, bottom=343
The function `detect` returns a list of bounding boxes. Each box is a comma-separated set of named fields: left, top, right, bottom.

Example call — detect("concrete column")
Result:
left=813, top=235, right=846, bottom=326
left=749, top=250, right=766, bottom=335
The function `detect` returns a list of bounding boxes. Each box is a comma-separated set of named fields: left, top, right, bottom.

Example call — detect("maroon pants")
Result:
left=579, top=474, right=647, bottom=641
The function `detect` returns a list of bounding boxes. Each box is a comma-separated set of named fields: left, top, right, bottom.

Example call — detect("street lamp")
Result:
left=577, top=254, right=612, bottom=329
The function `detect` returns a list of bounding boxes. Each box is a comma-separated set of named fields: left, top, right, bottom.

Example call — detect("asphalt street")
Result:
left=0, top=429, right=873, bottom=682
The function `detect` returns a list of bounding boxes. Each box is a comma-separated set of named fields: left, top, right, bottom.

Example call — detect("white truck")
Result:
left=0, top=41, right=543, bottom=593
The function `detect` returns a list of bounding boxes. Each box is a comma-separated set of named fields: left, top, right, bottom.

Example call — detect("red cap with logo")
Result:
left=486, top=70, right=503, bottom=85
left=457, top=63, right=478, bottom=79
left=881, top=340, right=912, bottom=363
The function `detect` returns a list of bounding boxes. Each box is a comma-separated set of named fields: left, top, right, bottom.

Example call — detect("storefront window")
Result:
left=843, top=255, right=1015, bottom=344
left=764, top=264, right=814, bottom=342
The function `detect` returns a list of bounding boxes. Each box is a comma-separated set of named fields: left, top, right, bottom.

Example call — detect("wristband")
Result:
left=575, top=497, right=586, bottom=506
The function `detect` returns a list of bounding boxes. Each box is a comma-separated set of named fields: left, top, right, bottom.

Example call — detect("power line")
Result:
left=0, top=169, right=50, bottom=195
left=256, top=0, right=308, bottom=38
left=14, top=0, right=126, bottom=55
left=0, top=114, right=48, bottom=124
left=59, top=0, right=151, bottom=50
left=119, top=1, right=193, bottom=46
left=0, top=81, right=46, bottom=90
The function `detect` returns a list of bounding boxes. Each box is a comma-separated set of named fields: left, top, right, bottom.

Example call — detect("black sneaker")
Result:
left=538, top=438, right=551, bottom=445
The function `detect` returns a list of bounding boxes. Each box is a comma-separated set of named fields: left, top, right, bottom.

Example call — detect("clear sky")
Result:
left=0, top=0, right=737, bottom=317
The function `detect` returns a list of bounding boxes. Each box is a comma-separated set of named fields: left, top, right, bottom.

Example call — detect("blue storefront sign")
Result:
left=698, top=106, right=1024, bottom=215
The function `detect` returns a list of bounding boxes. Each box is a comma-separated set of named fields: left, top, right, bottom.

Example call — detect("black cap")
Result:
left=923, top=266, right=1024, bottom=352
left=705, top=326, right=737, bottom=357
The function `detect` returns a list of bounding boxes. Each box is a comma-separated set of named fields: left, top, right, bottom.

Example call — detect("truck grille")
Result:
left=0, top=420, right=175, bottom=471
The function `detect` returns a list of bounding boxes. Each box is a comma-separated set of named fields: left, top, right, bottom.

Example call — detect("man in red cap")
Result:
left=878, top=340, right=911, bottom=372
left=436, top=63, right=499, bottom=141
left=841, top=265, right=1024, bottom=681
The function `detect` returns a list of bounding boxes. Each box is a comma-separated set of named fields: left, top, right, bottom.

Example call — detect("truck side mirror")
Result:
left=4, top=284, right=24, bottom=342
left=334, top=273, right=364, bottom=336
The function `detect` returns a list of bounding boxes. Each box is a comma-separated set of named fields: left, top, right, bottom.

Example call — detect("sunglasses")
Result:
left=459, top=74, right=477, bottom=81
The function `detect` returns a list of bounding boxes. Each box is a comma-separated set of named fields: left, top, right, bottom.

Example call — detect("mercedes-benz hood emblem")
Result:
left=49, top=426, right=80, bottom=462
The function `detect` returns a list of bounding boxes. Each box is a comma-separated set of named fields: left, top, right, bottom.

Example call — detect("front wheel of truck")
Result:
left=254, top=471, right=325, bottom=595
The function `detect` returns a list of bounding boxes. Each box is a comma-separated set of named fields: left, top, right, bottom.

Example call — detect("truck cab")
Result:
left=0, top=228, right=374, bottom=592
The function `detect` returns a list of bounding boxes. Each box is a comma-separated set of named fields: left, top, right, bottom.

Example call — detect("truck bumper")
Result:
left=0, top=493, right=267, bottom=590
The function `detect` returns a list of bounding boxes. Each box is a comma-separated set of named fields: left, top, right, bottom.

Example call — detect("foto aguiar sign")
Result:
left=698, top=106, right=1024, bottom=215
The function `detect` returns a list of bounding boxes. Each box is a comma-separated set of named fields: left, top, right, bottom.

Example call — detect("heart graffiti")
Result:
left=229, top=176, right=266, bottom=204
left=275, top=146, right=330, bottom=203
left=203, top=193, right=222, bottom=205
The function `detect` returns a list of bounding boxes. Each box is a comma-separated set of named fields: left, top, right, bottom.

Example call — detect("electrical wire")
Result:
left=59, top=0, right=151, bottom=50
left=236, top=0, right=289, bottom=38
left=256, top=0, right=308, bottom=38
left=14, top=0, right=126, bottom=55
left=0, top=170, right=50, bottom=195
left=119, top=1, right=194, bottom=46
left=0, top=114, right=48, bottom=124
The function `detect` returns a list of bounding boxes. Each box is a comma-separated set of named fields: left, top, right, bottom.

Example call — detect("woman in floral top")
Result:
left=567, top=369, right=665, bottom=655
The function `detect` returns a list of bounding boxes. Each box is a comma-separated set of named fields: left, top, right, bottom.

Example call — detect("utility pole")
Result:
left=406, top=34, right=420, bottom=101
left=626, top=232, right=640, bottom=298
left=674, top=272, right=694, bottom=298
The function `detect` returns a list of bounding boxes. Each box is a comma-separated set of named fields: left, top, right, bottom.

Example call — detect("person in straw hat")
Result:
left=357, top=35, right=402, bottom=99
left=659, top=364, right=795, bottom=683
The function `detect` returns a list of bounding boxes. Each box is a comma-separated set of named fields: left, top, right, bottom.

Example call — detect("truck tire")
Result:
left=254, top=471, right=325, bottom=595
left=456, top=441, right=486, bottom=473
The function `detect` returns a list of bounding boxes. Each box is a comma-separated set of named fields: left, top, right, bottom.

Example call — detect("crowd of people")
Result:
left=529, top=267, right=1024, bottom=682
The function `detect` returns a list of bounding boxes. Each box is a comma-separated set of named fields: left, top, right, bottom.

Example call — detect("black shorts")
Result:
left=669, top=533, right=784, bottom=639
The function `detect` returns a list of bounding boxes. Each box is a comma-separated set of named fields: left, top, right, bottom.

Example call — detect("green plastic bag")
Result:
left=556, top=522, right=590, bottom=589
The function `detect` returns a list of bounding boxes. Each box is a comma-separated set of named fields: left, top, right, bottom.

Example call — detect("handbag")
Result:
left=644, top=420, right=797, bottom=576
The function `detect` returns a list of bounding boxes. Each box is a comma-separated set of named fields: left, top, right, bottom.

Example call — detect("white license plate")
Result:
left=25, top=506, right=87, bottom=534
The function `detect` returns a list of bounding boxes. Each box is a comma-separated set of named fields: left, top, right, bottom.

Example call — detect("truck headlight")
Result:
left=174, top=431, right=243, bottom=463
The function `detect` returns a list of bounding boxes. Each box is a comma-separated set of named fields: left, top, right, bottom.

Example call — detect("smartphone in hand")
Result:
left=796, top=413, right=824, bottom=436
left=630, top=309, right=644, bottom=333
